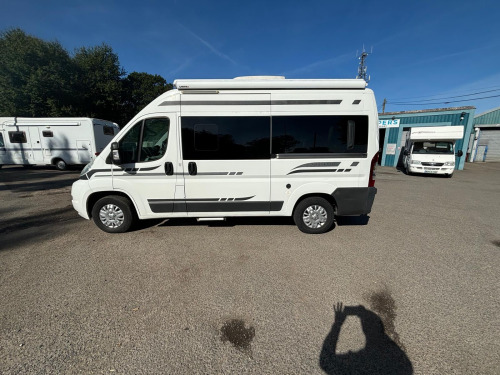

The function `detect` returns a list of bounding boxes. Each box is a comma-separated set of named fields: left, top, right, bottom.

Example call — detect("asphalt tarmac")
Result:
left=1, top=163, right=499, bottom=374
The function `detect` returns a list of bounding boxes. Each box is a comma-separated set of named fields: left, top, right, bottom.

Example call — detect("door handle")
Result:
left=188, top=162, right=197, bottom=176
left=165, top=162, right=174, bottom=176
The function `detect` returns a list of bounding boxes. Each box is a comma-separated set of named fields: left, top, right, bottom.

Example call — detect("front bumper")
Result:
left=408, top=165, right=455, bottom=175
left=71, top=180, right=91, bottom=220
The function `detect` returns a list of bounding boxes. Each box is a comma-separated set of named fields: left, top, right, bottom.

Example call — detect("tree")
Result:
left=121, top=72, right=172, bottom=125
left=73, top=44, right=125, bottom=123
left=0, top=28, right=76, bottom=117
left=0, top=28, right=173, bottom=125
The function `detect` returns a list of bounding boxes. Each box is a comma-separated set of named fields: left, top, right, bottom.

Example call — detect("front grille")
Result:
left=422, top=162, right=444, bottom=167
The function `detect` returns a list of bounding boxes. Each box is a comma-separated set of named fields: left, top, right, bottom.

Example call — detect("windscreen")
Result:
left=412, top=141, right=454, bottom=154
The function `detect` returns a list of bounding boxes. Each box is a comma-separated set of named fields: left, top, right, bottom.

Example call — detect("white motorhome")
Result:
left=0, top=117, right=120, bottom=170
left=402, top=126, right=464, bottom=177
left=71, top=77, right=379, bottom=234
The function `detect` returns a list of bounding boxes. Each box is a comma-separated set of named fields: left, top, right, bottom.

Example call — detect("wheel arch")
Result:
left=86, top=191, right=138, bottom=219
left=51, top=157, right=65, bottom=164
left=292, top=193, right=337, bottom=216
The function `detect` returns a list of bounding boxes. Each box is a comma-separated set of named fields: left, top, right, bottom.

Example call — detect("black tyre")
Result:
left=293, top=197, right=335, bottom=234
left=92, top=196, right=134, bottom=233
left=55, top=159, right=67, bottom=171
left=405, top=164, right=412, bottom=175
left=446, top=173, right=453, bottom=178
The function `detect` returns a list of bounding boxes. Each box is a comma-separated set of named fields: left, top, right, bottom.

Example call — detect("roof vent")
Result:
left=233, top=76, right=285, bottom=80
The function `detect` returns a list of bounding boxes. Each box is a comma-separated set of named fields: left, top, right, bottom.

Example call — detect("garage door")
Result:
left=477, top=128, right=500, bottom=162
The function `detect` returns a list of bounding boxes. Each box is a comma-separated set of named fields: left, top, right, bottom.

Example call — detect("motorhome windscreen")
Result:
left=412, top=141, right=453, bottom=154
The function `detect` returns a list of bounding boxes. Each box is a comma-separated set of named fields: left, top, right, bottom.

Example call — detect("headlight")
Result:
left=444, top=161, right=455, bottom=166
left=411, top=160, right=421, bottom=165
left=80, top=160, right=94, bottom=176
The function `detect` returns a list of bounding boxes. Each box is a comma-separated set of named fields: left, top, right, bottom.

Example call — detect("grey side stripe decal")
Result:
left=86, top=169, right=112, bottom=178
left=272, top=100, right=342, bottom=105
left=159, top=99, right=342, bottom=106
left=198, top=171, right=243, bottom=176
left=287, top=169, right=354, bottom=175
left=148, top=198, right=283, bottom=213
left=292, top=162, right=341, bottom=170
left=148, top=196, right=255, bottom=204
left=287, top=169, right=339, bottom=175
left=274, top=153, right=367, bottom=159
left=139, top=166, right=161, bottom=171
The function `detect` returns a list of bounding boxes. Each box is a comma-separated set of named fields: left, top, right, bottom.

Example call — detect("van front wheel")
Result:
left=92, top=196, right=134, bottom=233
left=293, top=197, right=334, bottom=234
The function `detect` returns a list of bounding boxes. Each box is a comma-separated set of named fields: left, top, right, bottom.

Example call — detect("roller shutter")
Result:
left=478, top=128, right=500, bottom=162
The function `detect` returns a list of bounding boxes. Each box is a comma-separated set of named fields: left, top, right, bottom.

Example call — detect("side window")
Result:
left=42, top=130, right=53, bottom=137
left=0, top=133, right=4, bottom=147
left=139, top=118, right=170, bottom=162
left=181, top=116, right=270, bottom=160
left=103, top=126, right=115, bottom=136
left=8, top=131, right=27, bottom=144
left=118, top=118, right=169, bottom=164
left=271, top=116, right=368, bottom=155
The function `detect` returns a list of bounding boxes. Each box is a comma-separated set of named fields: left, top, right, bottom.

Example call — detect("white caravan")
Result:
left=0, top=117, right=119, bottom=170
left=402, top=126, right=464, bottom=177
left=71, top=77, right=379, bottom=234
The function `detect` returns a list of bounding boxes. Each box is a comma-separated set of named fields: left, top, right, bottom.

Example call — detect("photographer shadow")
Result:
left=319, top=303, right=413, bottom=375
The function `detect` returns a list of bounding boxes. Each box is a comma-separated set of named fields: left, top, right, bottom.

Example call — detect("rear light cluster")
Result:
left=368, top=152, right=379, bottom=187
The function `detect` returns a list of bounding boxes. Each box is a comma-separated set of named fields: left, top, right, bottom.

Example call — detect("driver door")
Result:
left=112, top=115, right=180, bottom=217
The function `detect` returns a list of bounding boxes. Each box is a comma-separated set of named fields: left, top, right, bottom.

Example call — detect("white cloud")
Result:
left=283, top=52, right=354, bottom=77
left=178, top=23, right=238, bottom=66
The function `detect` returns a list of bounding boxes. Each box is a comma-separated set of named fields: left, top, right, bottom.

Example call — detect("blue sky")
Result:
left=2, top=0, right=500, bottom=115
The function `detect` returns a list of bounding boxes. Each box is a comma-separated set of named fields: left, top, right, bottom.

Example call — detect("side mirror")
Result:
left=403, top=150, right=409, bottom=156
left=110, top=142, right=121, bottom=164
left=456, top=150, right=463, bottom=157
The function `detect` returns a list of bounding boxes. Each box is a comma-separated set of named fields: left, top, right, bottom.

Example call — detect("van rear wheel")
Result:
left=54, top=159, right=67, bottom=171
left=293, top=197, right=334, bottom=234
left=92, top=196, right=134, bottom=233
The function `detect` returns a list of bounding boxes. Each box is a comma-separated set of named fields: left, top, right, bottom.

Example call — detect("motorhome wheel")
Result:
left=92, top=196, right=134, bottom=233
left=293, top=197, right=334, bottom=234
left=55, top=159, right=67, bottom=171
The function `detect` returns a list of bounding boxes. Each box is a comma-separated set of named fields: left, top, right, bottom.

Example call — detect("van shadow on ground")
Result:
left=135, top=215, right=371, bottom=231
left=319, top=303, right=413, bottom=375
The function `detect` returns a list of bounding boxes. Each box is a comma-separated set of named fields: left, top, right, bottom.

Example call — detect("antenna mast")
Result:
left=356, top=46, right=372, bottom=83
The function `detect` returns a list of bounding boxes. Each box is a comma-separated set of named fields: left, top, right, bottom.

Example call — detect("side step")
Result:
left=196, top=218, right=226, bottom=222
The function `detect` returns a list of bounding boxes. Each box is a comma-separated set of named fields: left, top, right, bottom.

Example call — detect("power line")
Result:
left=386, top=84, right=500, bottom=101
left=388, top=88, right=500, bottom=104
left=389, top=93, right=500, bottom=106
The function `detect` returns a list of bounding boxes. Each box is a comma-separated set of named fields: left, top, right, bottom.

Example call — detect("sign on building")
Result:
left=386, top=144, right=397, bottom=155
left=379, top=119, right=400, bottom=128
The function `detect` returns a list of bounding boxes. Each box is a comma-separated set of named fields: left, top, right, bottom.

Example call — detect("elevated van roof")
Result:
left=173, top=77, right=367, bottom=90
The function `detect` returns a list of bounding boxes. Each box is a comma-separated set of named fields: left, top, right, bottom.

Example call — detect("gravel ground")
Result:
left=0, top=163, right=499, bottom=374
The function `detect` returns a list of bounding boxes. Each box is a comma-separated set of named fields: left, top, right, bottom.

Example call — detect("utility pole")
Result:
left=382, top=98, right=387, bottom=113
left=356, top=46, right=372, bottom=83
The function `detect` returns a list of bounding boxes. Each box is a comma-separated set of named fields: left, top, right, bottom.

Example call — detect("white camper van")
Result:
left=71, top=77, right=379, bottom=234
left=402, top=126, right=464, bottom=177
left=0, top=117, right=119, bottom=170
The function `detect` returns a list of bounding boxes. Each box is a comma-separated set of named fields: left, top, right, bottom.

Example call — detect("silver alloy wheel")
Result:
left=99, top=204, right=125, bottom=228
left=302, top=205, right=328, bottom=229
